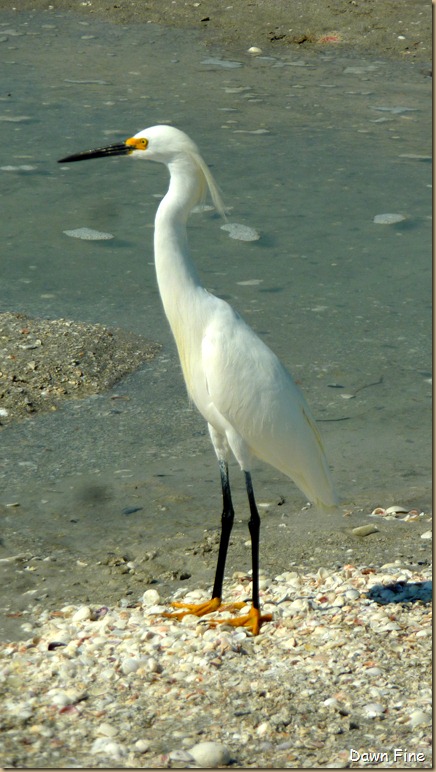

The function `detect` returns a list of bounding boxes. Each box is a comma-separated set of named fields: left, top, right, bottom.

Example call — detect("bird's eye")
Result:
left=125, top=136, right=149, bottom=151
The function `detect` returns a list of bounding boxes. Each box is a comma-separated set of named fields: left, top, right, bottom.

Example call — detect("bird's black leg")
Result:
left=211, top=460, right=235, bottom=600
left=205, top=467, right=272, bottom=634
left=164, top=462, right=271, bottom=635
left=244, top=471, right=260, bottom=610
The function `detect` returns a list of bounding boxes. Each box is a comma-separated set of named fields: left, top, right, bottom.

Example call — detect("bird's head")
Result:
left=59, top=125, right=201, bottom=166
left=59, top=124, right=226, bottom=217
left=127, top=125, right=203, bottom=164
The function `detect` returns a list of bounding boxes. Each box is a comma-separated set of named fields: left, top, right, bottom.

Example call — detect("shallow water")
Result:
left=0, top=11, right=431, bottom=615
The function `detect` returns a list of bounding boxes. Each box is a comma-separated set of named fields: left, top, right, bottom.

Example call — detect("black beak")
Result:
left=58, top=142, right=132, bottom=163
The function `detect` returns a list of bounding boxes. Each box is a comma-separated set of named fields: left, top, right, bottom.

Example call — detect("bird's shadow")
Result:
left=367, top=580, right=432, bottom=605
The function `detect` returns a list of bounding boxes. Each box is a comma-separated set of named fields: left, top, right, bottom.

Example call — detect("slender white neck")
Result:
left=154, top=156, right=205, bottom=320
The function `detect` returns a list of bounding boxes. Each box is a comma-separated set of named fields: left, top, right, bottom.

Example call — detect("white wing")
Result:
left=201, top=301, right=338, bottom=509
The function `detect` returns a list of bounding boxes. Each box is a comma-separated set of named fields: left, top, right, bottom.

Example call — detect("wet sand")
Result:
left=0, top=312, right=160, bottom=427
left=1, top=0, right=431, bottom=63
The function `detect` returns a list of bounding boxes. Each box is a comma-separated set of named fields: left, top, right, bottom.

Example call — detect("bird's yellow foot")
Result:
left=162, top=596, right=222, bottom=621
left=210, top=605, right=273, bottom=636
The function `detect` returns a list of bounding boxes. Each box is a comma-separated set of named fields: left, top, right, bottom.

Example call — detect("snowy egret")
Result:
left=59, top=125, right=338, bottom=635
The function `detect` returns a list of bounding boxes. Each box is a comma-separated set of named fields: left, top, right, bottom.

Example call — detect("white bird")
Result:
left=59, top=125, right=338, bottom=635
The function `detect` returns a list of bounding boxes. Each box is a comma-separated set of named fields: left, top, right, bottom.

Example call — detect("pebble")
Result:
left=352, top=524, right=379, bottom=537
left=188, top=741, right=232, bottom=767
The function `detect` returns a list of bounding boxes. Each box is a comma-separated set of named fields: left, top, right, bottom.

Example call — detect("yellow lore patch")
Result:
left=126, top=136, right=148, bottom=151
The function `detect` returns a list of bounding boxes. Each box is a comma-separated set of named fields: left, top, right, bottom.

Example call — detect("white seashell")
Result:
left=221, top=222, right=260, bottom=241
left=169, top=750, right=195, bottom=762
left=72, top=605, right=92, bottom=623
left=192, top=203, right=215, bottom=213
left=323, top=697, right=342, bottom=709
left=188, top=741, right=232, bottom=767
left=234, top=128, right=270, bottom=135
left=283, top=598, right=311, bottom=615
left=11, top=704, right=34, bottom=721
left=373, top=213, right=406, bottom=224
left=180, top=613, right=201, bottom=626
left=420, top=530, right=432, bottom=540
left=377, top=621, right=400, bottom=632
left=144, top=604, right=166, bottom=616
left=146, top=657, right=161, bottom=673
left=95, top=722, right=118, bottom=737
left=141, top=589, right=160, bottom=606
left=177, top=588, right=205, bottom=601
left=90, top=738, right=125, bottom=759
left=1, top=164, right=36, bottom=170
left=362, top=702, right=385, bottom=718
left=248, top=46, right=263, bottom=54
left=63, top=227, right=114, bottom=240
left=409, top=709, right=431, bottom=727
left=231, top=631, right=248, bottom=643
left=48, top=690, right=74, bottom=709
left=385, top=505, right=408, bottom=515
left=256, top=721, right=270, bottom=735
left=134, top=739, right=150, bottom=752
left=120, top=657, right=141, bottom=675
